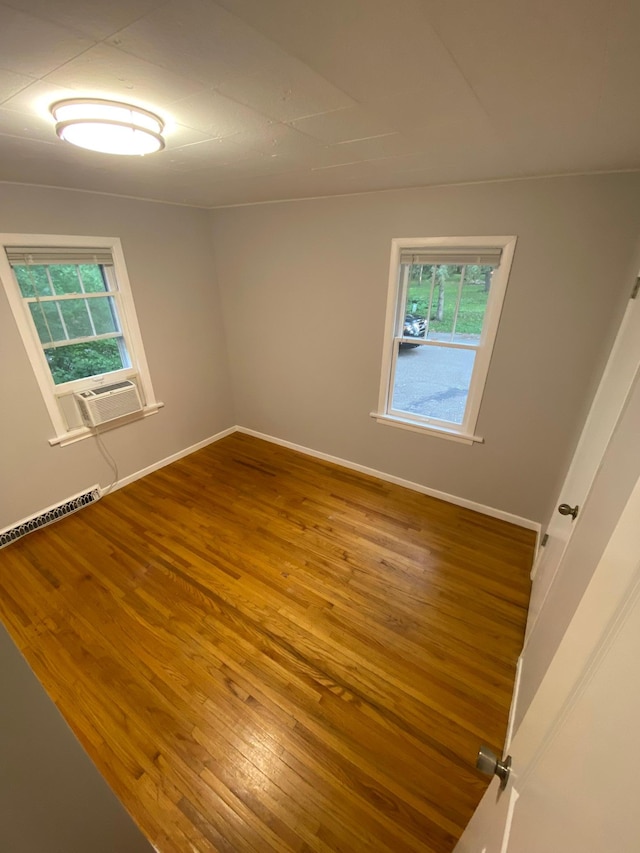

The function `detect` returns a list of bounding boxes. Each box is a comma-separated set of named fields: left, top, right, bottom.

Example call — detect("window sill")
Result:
left=370, top=412, right=484, bottom=445
left=48, top=402, right=164, bottom=447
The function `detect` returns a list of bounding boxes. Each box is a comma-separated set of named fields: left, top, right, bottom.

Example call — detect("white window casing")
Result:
left=372, top=235, right=517, bottom=444
left=0, top=233, right=161, bottom=446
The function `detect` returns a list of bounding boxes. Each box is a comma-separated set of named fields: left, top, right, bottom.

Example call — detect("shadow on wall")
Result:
left=0, top=624, right=153, bottom=853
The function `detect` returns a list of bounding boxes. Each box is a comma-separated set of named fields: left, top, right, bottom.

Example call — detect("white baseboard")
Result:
left=505, top=654, right=523, bottom=752
left=105, top=426, right=236, bottom=495
left=30, top=422, right=538, bottom=534
left=4, top=423, right=539, bottom=544
left=529, top=539, right=547, bottom=580
left=236, top=426, right=540, bottom=532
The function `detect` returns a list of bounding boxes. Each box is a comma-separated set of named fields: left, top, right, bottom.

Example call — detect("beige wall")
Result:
left=210, top=174, right=640, bottom=523
left=2, top=174, right=639, bottom=532
left=0, top=624, right=153, bottom=852
left=0, top=183, right=234, bottom=529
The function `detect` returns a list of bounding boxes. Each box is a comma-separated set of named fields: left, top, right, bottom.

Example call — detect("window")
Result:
left=373, top=236, right=516, bottom=444
left=0, top=234, right=159, bottom=445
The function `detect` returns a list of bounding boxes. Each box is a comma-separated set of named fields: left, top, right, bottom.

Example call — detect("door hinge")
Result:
left=541, top=533, right=549, bottom=546
left=631, top=277, right=640, bottom=300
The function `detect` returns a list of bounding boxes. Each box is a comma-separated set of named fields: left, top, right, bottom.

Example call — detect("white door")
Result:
left=454, top=464, right=640, bottom=853
left=525, top=289, right=640, bottom=641
left=507, top=594, right=640, bottom=853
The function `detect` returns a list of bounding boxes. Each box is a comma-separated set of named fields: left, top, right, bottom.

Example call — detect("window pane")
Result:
left=425, top=265, right=460, bottom=340
left=455, top=265, right=492, bottom=344
left=45, top=338, right=128, bottom=384
left=404, top=263, right=432, bottom=332
left=78, top=264, right=109, bottom=293
left=14, top=265, right=52, bottom=297
left=405, top=265, right=468, bottom=340
left=28, top=302, right=65, bottom=343
left=59, top=298, right=93, bottom=338
left=28, top=298, right=120, bottom=343
left=391, top=345, right=476, bottom=425
left=49, top=264, right=84, bottom=295
left=89, top=296, right=119, bottom=334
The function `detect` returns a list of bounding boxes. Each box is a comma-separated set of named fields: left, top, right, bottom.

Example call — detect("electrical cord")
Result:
left=93, top=425, right=119, bottom=495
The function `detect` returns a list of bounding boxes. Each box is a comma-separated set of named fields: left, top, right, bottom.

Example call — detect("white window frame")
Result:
left=0, top=233, right=161, bottom=446
left=372, top=235, right=517, bottom=445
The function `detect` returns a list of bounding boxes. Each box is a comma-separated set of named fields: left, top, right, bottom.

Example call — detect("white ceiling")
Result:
left=0, top=0, right=638, bottom=208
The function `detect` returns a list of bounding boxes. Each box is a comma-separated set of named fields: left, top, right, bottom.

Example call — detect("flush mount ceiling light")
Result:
left=50, top=98, right=165, bottom=156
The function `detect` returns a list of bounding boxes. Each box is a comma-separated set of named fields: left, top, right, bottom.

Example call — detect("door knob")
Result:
left=476, top=746, right=512, bottom=791
left=558, top=503, right=579, bottom=520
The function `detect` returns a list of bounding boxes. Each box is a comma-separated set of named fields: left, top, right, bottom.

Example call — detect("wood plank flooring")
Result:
left=0, top=433, right=535, bottom=852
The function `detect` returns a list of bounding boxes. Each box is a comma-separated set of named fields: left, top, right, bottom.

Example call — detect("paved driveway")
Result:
left=392, top=344, right=475, bottom=424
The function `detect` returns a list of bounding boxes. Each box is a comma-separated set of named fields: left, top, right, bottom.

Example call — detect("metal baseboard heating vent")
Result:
left=0, top=487, right=101, bottom=549
left=75, top=379, right=143, bottom=427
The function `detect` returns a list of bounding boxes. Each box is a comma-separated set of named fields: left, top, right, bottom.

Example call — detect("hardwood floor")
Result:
left=0, top=433, right=534, bottom=852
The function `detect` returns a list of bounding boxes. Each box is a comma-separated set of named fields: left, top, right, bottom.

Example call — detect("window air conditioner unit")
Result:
left=74, top=380, right=143, bottom=427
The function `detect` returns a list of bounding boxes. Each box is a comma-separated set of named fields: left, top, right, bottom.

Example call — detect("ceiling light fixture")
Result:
left=50, top=98, right=165, bottom=156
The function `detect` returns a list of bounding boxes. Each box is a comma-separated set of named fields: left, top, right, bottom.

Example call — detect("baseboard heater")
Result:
left=0, top=487, right=101, bottom=549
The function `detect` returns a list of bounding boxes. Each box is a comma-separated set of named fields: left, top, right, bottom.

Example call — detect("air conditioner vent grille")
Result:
left=91, top=381, right=133, bottom=395
left=74, top=379, right=143, bottom=427
left=93, top=391, right=139, bottom=421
